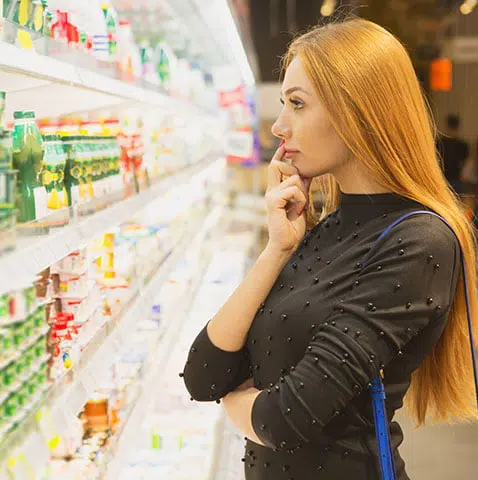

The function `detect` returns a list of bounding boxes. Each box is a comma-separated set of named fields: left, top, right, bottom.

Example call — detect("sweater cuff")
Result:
left=183, top=324, right=250, bottom=401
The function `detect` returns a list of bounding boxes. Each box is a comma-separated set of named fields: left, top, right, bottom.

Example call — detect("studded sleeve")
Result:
left=251, top=216, right=460, bottom=450
left=183, top=323, right=252, bottom=402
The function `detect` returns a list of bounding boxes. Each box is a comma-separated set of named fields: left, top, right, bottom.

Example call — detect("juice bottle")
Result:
left=0, top=130, right=16, bottom=212
left=81, top=136, right=95, bottom=199
left=54, top=134, right=68, bottom=206
left=41, top=134, right=64, bottom=211
left=13, top=0, right=32, bottom=27
left=0, top=92, right=6, bottom=129
left=29, top=0, right=44, bottom=32
left=41, top=0, right=52, bottom=37
left=12, top=111, right=45, bottom=222
left=62, top=135, right=83, bottom=207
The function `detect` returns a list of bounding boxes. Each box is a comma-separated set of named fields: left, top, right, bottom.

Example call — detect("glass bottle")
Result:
left=12, top=111, right=45, bottom=222
left=41, top=134, right=66, bottom=211
left=62, top=135, right=82, bottom=207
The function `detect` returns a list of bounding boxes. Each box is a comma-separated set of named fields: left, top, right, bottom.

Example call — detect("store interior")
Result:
left=0, top=0, right=476, bottom=479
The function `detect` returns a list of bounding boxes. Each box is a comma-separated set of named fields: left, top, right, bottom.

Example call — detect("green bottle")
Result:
left=81, top=136, right=94, bottom=199
left=156, top=43, right=170, bottom=88
left=41, top=0, right=52, bottom=37
left=0, top=91, right=6, bottom=129
left=63, top=136, right=85, bottom=206
left=29, top=0, right=44, bottom=31
left=41, top=134, right=66, bottom=211
left=12, top=111, right=44, bottom=222
left=0, top=130, right=16, bottom=210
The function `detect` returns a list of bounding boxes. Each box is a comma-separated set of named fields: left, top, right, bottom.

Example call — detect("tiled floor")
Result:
left=397, top=410, right=478, bottom=479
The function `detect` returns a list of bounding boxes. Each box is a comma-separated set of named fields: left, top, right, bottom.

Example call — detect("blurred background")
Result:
left=0, top=1, right=476, bottom=479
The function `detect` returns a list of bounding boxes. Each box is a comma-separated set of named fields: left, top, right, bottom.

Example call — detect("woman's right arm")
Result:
left=183, top=147, right=312, bottom=402
left=182, top=246, right=292, bottom=401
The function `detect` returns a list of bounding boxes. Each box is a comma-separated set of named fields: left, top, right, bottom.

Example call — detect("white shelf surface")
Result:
left=0, top=206, right=223, bottom=470
left=104, top=218, right=221, bottom=479
left=0, top=155, right=223, bottom=295
left=0, top=40, right=217, bottom=118
left=109, top=223, right=258, bottom=480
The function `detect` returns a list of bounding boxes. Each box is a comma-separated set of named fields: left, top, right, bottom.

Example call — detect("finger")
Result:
left=272, top=185, right=307, bottom=214
left=272, top=145, right=285, bottom=162
left=267, top=157, right=298, bottom=189
left=279, top=174, right=308, bottom=200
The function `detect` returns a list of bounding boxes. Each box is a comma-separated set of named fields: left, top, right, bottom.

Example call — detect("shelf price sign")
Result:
left=217, top=84, right=256, bottom=165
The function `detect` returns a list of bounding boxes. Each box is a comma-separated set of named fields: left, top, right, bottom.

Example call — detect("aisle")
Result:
left=398, top=410, right=478, bottom=480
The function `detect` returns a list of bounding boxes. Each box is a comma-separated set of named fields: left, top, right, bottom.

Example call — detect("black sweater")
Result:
left=183, top=192, right=460, bottom=480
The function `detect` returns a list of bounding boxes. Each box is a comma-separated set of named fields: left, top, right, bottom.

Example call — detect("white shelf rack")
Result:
left=0, top=39, right=217, bottom=119
left=0, top=155, right=223, bottom=295
left=0, top=206, right=224, bottom=472
left=104, top=214, right=222, bottom=479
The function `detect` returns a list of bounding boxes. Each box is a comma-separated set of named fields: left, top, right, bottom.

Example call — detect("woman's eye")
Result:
left=290, top=99, right=304, bottom=110
left=279, top=98, right=303, bottom=109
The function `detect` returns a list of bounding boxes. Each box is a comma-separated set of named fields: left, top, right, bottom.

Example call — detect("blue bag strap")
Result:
left=366, top=210, right=478, bottom=480
left=370, top=375, right=397, bottom=480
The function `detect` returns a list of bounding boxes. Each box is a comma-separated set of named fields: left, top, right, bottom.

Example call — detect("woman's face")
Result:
left=271, top=56, right=351, bottom=180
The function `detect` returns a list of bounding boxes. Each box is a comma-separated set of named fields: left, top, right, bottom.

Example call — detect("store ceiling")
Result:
left=110, top=1, right=468, bottom=86
left=249, top=0, right=465, bottom=82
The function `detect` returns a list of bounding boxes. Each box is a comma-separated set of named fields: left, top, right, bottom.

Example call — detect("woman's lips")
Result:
left=284, top=150, right=300, bottom=159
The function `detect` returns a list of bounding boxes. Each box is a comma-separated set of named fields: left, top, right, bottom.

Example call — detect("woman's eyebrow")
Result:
left=281, top=86, right=311, bottom=96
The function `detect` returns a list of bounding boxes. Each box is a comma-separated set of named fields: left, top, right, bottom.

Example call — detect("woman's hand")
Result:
left=266, top=145, right=312, bottom=255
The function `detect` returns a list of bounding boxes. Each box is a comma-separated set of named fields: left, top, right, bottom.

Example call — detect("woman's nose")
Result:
left=271, top=118, right=291, bottom=140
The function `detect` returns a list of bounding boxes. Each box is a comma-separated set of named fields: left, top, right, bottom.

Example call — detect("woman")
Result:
left=182, top=18, right=478, bottom=479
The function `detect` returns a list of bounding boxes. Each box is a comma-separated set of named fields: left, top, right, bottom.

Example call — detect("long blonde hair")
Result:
left=284, top=18, right=478, bottom=425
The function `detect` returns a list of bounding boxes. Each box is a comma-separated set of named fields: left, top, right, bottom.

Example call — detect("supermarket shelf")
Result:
left=104, top=221, right=221, bottom=479
left=0, top=325, right=50, bottom=374
left=0, top=39, right=217, bottom=118
left=0, top=206, right=223, bottom=467
left=0, top=154, right=223, bottom=296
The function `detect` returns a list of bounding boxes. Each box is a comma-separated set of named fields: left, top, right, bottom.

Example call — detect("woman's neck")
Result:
left=332, top=157, right=390, bottom=194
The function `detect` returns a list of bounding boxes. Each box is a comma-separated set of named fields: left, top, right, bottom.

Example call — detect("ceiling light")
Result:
left=460, top=0, right=477, bottom=15
left=320, top=0, right=337, bottom=17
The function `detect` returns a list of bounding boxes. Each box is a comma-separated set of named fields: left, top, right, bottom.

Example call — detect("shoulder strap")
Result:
left=369, top=210, right=477, bottom=401
left=368, top=210, right=478, bottom=480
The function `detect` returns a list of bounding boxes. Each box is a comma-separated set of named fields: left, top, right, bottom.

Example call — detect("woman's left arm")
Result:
left=223, top=384, right=264, bottom=446
left=223, top=216, right=460, bottom=449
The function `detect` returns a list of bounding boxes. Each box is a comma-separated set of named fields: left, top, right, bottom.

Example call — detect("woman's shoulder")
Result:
left=368, top=208, right=460, bottom=267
